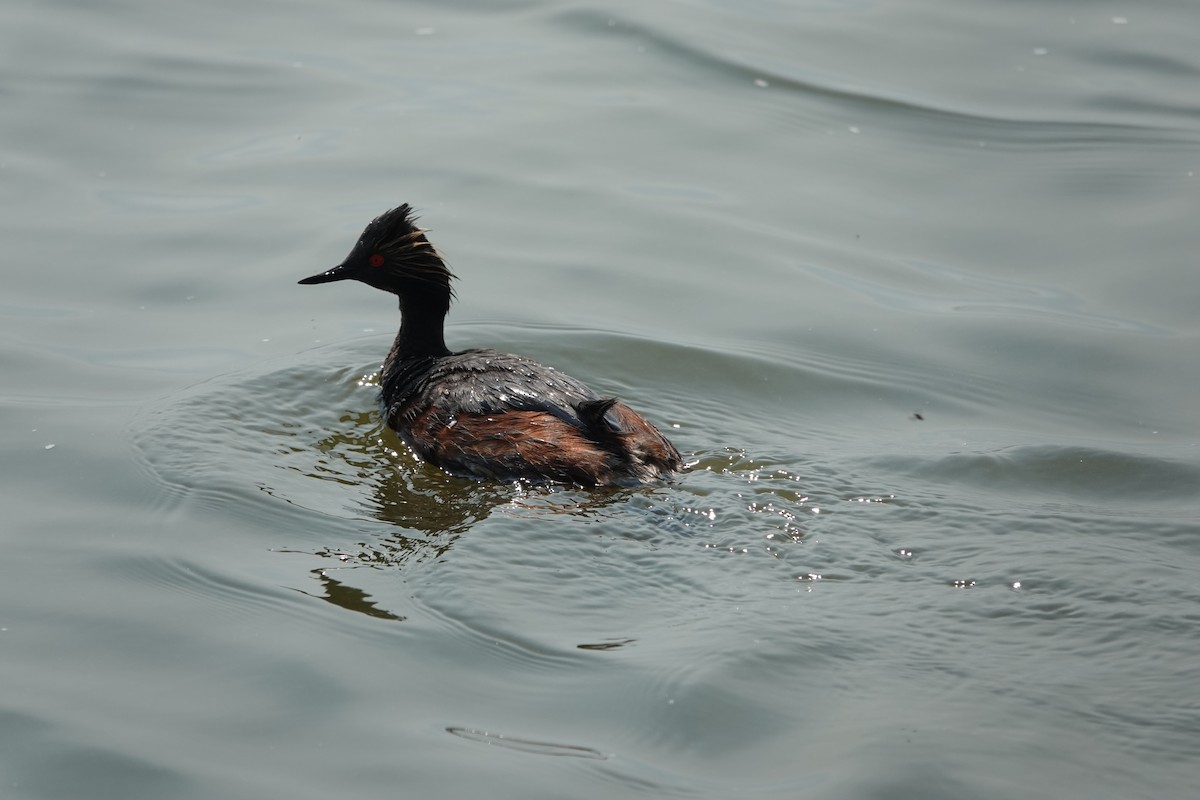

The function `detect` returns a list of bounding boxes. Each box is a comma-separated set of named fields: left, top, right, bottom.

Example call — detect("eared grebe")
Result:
left=299, top=205, right=682, bottom=486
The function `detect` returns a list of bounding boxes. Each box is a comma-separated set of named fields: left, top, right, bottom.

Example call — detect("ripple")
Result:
left=446, top=727, right=606, bottom=760
left=793, top=256, right=1173, bottom=335
left=130, top=342, right=525, bottom=555
left=870, top=443, right=1200, bottom=505
left=125, top=325, right=1200, bottom=792
left=130, top=331, right=868, bottom=565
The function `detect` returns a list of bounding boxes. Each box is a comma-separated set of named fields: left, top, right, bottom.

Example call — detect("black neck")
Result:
left=391, top=293, right=451, bottom=360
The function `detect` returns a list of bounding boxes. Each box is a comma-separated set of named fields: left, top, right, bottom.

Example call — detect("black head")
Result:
left=298, top=204, right=455, bottom=300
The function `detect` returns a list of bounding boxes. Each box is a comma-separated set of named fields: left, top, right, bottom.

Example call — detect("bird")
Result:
left=299, top=204, right=682, bottom=486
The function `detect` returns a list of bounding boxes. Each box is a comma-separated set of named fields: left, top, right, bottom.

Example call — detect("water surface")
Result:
left=3, top=1, right=1199, bottom=798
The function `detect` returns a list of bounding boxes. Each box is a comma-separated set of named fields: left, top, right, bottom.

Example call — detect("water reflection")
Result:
left=133, top=351, right=830, bottom=631
left=294, top=372, right=660, bottom=536
left=293, top=568, right=406, bottom=622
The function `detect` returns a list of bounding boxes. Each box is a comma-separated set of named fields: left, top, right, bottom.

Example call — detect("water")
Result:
left=4, top=1, right=1199, bottom=798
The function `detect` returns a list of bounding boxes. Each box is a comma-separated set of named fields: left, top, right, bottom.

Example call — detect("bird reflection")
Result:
left=290, top=411, right=636, bottom=621
left=293, top=568, right=406, bottom=621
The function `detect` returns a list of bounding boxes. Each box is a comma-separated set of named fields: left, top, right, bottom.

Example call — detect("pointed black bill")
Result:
left=298, top=262, right=356, bottom=285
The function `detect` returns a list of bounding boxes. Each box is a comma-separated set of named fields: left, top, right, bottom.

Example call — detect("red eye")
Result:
left=368, top=253, right=385, bottom=267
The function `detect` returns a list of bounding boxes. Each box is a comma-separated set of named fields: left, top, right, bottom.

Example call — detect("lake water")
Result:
left=4, top=1, right=1199, bottom=798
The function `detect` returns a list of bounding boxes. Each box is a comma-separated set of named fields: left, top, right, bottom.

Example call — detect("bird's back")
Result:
left=381, top=348, right=681, bottom=485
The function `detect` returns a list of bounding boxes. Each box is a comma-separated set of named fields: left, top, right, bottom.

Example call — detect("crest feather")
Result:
left=361, top=205, right=455, bottom=293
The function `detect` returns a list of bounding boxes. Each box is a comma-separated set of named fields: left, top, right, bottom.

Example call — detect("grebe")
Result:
left=299, top=205, right=682, bottom=486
